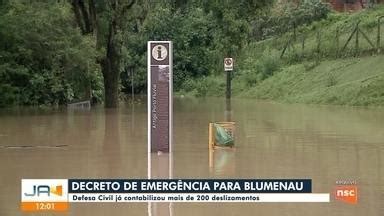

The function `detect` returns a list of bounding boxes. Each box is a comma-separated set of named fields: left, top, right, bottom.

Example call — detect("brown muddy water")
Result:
left=0, top=97, right=383, bottom=216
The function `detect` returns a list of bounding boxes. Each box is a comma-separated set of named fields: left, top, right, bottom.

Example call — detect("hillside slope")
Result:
left=232, top=5, right=384, bottom=106
left=179, top=5, right=384, bottom=106
left=242, top=56, right=384, bottom=106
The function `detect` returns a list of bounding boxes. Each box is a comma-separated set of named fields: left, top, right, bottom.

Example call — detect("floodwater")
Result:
left=0, top=97, right=383, bottom=216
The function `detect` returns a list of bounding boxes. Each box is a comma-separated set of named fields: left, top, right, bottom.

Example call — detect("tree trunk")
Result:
left=101, top=19, right=120, bottom=108
left=71, top=0, right=136, bottom=108
left=78, top=0, right=92, bottom=33
left=102, top=65, right=119, bottom=108
left=71, top=0, right=86, bottom=33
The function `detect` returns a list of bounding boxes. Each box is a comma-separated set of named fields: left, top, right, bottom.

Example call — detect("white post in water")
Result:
left=147, top=41, right=173, bottom=154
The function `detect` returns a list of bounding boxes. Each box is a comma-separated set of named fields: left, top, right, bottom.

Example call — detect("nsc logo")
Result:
left=21, top=179, right=68, bottom=212
left=334, top=180, right=358, bottom=205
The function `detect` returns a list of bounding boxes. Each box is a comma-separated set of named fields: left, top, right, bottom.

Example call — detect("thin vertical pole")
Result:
left=356, top=26, right=359, bottom=53
left=226, top=71, right=231, bottom=100
left=131, top=68, right=134, bottom=103
left=336, top=27, right=340, bottom=56
left=317, top=30, right=321, bottom=54
left=378, top=16, right=384, bottom=53
left=378, top=17, right=381, bottom=52
left=225, top=70, right=232, bottom=122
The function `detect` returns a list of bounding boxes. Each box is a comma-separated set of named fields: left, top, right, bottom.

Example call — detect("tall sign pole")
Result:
left=224, top=58, right=233, bottom=100
left=147, top=42, right=173, bottom=216
left=224, top=58, right=233, bottom=121
left=148, top=41, right=173, bottom=154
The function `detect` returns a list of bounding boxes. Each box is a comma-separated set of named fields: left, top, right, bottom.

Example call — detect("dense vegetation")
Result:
left=0, top=2, right=101, bottom=107
left=1, top=0, right=383, bottom=107
left=0, top=0, right=331, bottom=107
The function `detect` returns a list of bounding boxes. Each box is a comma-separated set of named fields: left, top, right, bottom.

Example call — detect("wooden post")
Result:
left=378, top=17, right=381, bottom=52
left=317, top=30, right=321, bottom=54
left=378, top=16, right=384, bottom=53
left=209, top=123, right=214, bottom=150
left=280, top=39, right=290, bottom=58
left=336, top=27, right=340, bottom=56
left=356, top=23, right=359, bottom=55
left=209, top=145, right=214, bottom=169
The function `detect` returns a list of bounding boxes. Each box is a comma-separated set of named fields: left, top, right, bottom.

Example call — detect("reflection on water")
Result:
left=148, top=153, right=173, bottom=216
left=209, top=148, right=236, bottom=177
left=225, top=98, right=232, bottom=122
left=103, top=108, right=122, bottom=176
left=0, top=98, right=383, bottom=215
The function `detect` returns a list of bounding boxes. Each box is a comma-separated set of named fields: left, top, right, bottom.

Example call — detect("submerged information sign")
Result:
left=148, top=41, right=173, bottom=153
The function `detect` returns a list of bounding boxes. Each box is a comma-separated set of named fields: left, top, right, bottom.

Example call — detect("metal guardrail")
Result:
left=67, top=100, right=91, bottom=110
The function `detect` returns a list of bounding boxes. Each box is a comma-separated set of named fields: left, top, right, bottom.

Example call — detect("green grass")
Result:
left=241, top=56, right=384, bottom=106
left=179, top=6, right=384, bottom=106
left=235, top=5, right=384, bottom=106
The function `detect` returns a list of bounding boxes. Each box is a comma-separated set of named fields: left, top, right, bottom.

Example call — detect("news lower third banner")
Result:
left=21, top=179, right=330, bottom=212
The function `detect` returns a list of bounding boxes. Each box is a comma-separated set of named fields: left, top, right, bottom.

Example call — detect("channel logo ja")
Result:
left=24, top=185, right=63, bottom=197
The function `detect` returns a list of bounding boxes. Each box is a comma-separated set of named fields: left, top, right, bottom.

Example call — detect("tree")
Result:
left=0, top=1, right=101, bottom=107
left=71, top=0, right=140, bottom=108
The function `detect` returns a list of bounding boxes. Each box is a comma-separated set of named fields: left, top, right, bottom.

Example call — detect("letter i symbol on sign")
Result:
left=157, top=46, right=162, bottom=59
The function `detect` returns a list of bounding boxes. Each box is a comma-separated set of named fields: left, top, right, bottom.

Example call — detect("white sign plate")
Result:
left=224, top=58, right=233, bottom=71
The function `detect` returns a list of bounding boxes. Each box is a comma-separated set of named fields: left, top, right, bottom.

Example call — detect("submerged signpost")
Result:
left=224, top=57, right=233, bottom=100
left=224, top=57, right=233, bottom=122
left=147, top=41, right=173, bottom=216
left=147, top=41, right=173, bottom=154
